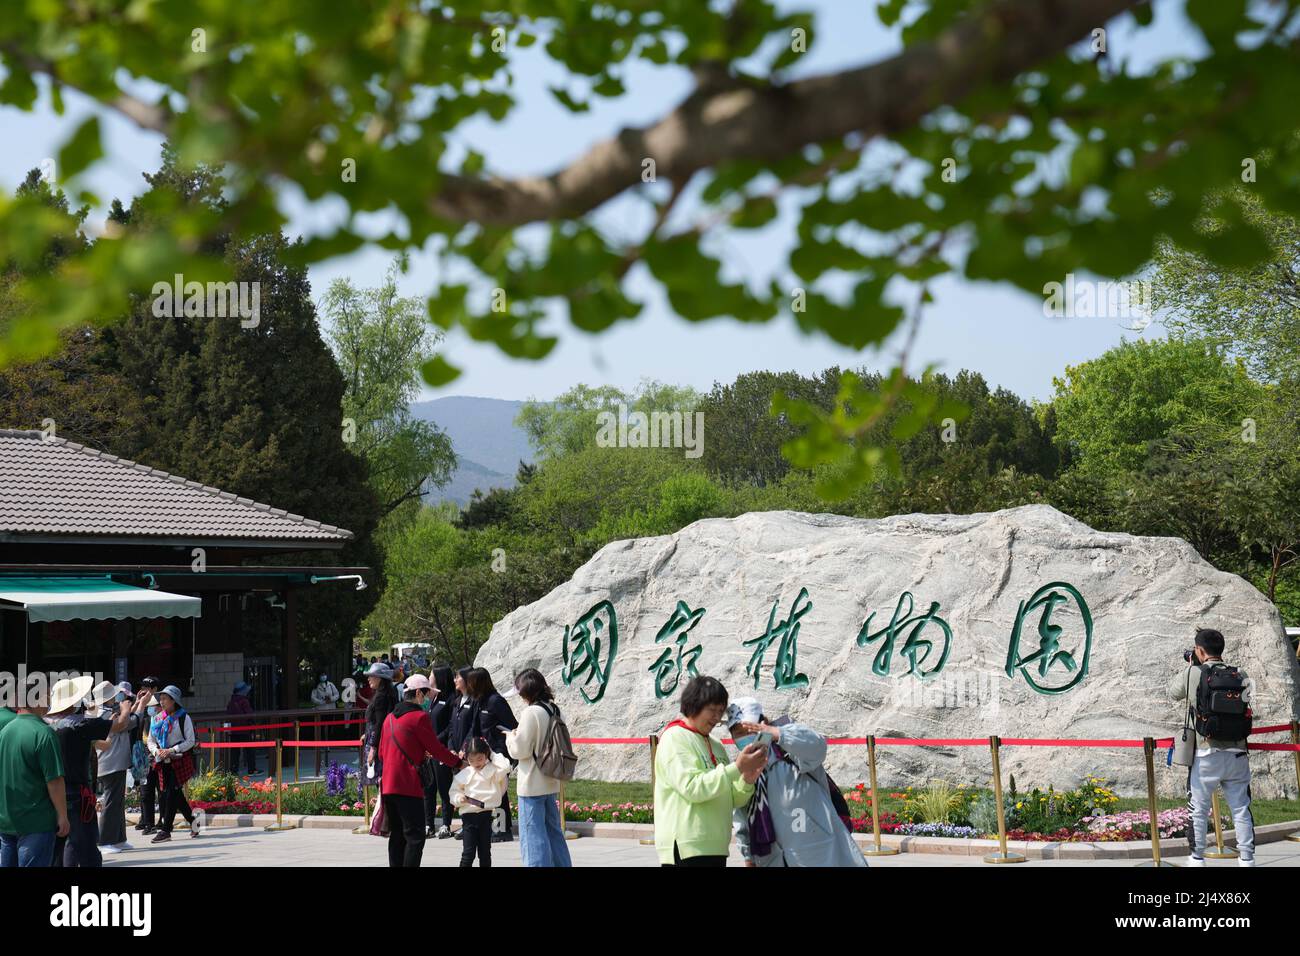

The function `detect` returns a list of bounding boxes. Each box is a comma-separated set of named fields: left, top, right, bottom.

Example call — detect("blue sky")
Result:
left=0, top=1, right=1206, bottom=405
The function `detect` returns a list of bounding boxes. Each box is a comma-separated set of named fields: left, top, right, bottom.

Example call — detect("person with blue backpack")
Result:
left=1167, top=628, right=1256, bottom=867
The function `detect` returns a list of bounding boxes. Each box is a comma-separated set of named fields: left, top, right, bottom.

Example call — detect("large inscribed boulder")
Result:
left=475, top=506, right=1300, bottom=796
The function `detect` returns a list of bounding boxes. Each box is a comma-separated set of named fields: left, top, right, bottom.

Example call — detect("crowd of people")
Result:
left=0, top=674, right=202, bottom=866
left=360, top=660, right=573, bottom=868
left=0, top=628, right=1258, bottom=868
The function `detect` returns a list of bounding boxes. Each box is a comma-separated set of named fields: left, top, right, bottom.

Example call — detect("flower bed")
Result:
left=841, top=774, right=1187, bottom=841
left=127, top=765, right=373, bottom=817
left=563, top=802, right=653, bottom=824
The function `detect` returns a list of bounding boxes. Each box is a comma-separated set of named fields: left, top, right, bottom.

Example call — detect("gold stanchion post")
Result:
left=1289, top=720, right=1300, bottom=844
left=264, top=740, right=296, bottom=831
left=862, top=736, right=897, bottom=857
left=983, top=735, right=1026, bottom=864
left=1138, top=737, right=1174, bottom=866
left=1205, top=789, right=1237, bottom=859
left=208, top=730, right=215, bottom=775
left=639, top=734, right=658, bottom=847
left=561, top=780, right=578, bottom=840
left=293, top=719, right=301, bottom=783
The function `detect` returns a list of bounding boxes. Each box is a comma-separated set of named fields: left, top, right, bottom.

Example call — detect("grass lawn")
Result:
left=510, top=778, right=653, bottom=805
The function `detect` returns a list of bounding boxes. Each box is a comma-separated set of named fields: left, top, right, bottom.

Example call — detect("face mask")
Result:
left=420, top=697, right=431, bottom=711
left=734, top=734, right=757, bottom=750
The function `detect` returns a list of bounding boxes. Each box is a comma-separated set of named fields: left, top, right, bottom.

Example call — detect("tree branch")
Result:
left=428, top=0, right=1145, bottom=226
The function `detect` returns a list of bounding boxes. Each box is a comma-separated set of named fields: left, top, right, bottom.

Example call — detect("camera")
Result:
left=1183, top=648, right=1197, bottom=663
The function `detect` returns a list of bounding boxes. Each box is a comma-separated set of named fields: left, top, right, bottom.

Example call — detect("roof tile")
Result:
left=0, top=430, right=353, bottom=543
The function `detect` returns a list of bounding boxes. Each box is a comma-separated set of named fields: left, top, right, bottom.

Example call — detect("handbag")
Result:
left=386, top=715, right=436, bottom=789
left=369, top=794, right=389, bottom=837
left=1170, top=666, right=1197, bottom=767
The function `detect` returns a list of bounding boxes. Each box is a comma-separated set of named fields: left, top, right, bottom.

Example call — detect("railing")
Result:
left=192, top=706, right=366, bottom=781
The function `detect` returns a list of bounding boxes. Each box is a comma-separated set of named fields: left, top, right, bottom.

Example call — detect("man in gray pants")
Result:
left=89, top=682, right=146, bottom=854
left=1168, top=628, right=1256, bottom=867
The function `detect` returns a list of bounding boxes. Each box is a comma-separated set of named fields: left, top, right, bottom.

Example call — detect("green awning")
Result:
left=0, top=577, right=202, bottom=623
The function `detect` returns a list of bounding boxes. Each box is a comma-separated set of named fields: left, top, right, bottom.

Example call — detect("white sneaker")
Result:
left=112, top=842, right=132, bottom=852
left=1238, top=857, right=1256, bottom=867
left=1185, top=856, right=1206, bottom=867
left=100, top=845, right=121, bottom=855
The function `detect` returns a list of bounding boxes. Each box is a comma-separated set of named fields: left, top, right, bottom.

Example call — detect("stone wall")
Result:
left=191, top=652, right=243, bottom=714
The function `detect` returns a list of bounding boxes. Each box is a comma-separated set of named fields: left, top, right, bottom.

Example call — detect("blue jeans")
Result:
left=0, top=831, right=56, bottom=867
left=518, top=794, right=572, bottom=867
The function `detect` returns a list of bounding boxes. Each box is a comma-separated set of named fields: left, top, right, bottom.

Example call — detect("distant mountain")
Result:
left=411, top=396, right=534, bottom=506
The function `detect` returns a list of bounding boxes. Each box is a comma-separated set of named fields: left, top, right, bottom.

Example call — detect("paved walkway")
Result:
left=100, top=826, right=1300, bottom=867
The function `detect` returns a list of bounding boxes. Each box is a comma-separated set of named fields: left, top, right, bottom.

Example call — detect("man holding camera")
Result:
left=1167, top=628, right=1256, bottom=867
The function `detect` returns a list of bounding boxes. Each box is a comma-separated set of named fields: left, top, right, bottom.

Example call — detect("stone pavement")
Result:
left=99, top=826, right=1300, bottom=867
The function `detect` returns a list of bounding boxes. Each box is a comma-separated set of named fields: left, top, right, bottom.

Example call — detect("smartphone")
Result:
left=750, top=732, right=774, bottom=750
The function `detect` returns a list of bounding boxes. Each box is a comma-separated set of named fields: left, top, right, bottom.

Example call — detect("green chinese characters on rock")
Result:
left=647, top=600, right=706, bottom=699
left=744, top=587, right=811, bottom=690
left=561, top=599, right=619, bottom=704
left=1005, top=582, right=1093, bottom=694
left=856, top=591, right=952, bottom=680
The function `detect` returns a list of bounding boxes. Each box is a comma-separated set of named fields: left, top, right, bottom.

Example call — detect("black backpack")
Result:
left=823, top=769, right=852, bottom=830
left=1193, top=663, right=1253, bottom=741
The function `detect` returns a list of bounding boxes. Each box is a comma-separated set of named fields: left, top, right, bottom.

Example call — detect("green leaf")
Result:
left=549, top=86, right=590, bottom=113
left=420, top=354, right=461, bottom=387
left=57, top=116, right=103, bottom=180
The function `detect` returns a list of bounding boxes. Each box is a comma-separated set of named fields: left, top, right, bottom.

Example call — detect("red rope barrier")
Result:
left=1247, top=742, right=1300, bottom=752
left=195, top=721, right=296, bottom=734
left=1250, top=723, right=1294, bottom=735
left=569, top=737, right=650, bottom=744
left=198, top=741, right=274, bottom=749
left=280, top=740, right=359, bottom=748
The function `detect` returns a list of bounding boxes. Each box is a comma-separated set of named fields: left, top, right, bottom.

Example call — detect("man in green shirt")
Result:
left=0, top=707, right=15, bottom=733
left=0, top=682, right=69, bottom=867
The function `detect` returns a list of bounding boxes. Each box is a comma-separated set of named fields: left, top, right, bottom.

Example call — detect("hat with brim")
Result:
left=49, top=676, right=96, bottom=713
left=404, top=674, right=431, bottom=691
left=365, top=663, right=393, bottom=680
left=724, top=697, right=763, bottom=729
left=160, top=684, right=184, bottom=704
left=87, top=680, right=118, bottom=709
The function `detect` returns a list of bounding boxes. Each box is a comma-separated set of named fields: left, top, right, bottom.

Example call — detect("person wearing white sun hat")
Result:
left=146, top=685, right=198, bottom=844
left=46, top=676, right=133, bottom=867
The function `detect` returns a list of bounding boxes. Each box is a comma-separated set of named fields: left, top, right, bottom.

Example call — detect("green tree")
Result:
left=8, top=1, right=1299, bottom=497
left=698, top=369, right=842, bottom=487
left=1050, top=339, right=1261, bottom=475
left=1152, top=189, right=1300, bottom=385
left=93, top=150, right=382, bottom=678
left=0, top=171, right=147, bottom=447
left=321, top=261, right=456, bottom=520
left=517, top=381, right=702, bottom=460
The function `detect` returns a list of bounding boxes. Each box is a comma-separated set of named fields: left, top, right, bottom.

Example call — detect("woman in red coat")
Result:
left=379, top=676, right=463, bottom=867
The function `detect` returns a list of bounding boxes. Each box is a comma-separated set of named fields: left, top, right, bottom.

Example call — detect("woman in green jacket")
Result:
left=654, top=676, right=767, bottom=867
